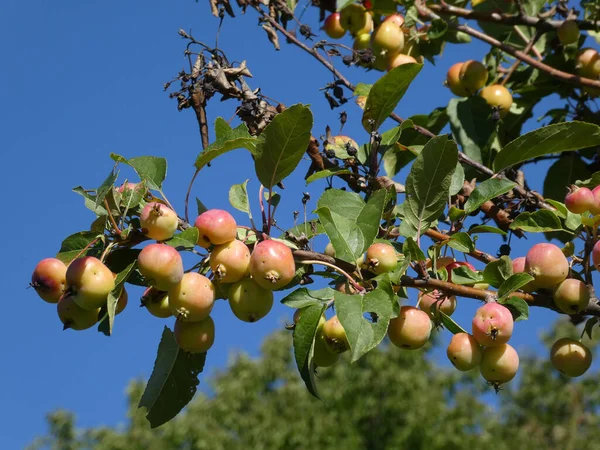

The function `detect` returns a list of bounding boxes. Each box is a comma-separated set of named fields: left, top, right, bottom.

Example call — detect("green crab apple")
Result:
left=557, top=20, right=580, bottom=45
left=339, top=3, right=373, bottom=36
left=480, top=343, right=519, bottom=386
left=553, top=279, right=589, bottom=314
left=371, top=14, right=404, bottom=56
left=565, top=186, right=595, bottom=214
left=194, top=209, right=237, bottom=248
left=550, top=338, right=592, bottom=377
left=137, top=243, right=184, bottom=291
left=577, top=48, right=600, bottom=78
left=31, top=258, right=67, bottom=304
left=140, top=287, right=172, bottom=318
left=418, top=290, right=457, bottom=318
left=472, top=302, right=514, bottom=347
left=524, top=242, right=569, bottom=290
left=388, top=53, right=417, bottom=71
left=324, top=242, right=336, bottom=258
left=209, top=239, right=251, bottom=283
left=65, top=256, right=115, bottom=310
left=459, top=60, right=488, bottom=94
left=446, top=333, right=483, bottom=371
left=139, top=202, right=178, bottom=241
left=366, top=243, right=397, bottom=274
left=250, top=240, right=295, bottom=290
left=228, top=278, right=274, bottom=323
left=174, top=316, right=215, bottom=353
left=313, top=331, right=340, bottom=367
left=57, top=293, right=100, bottom=331
left=353, top=32, right=371, bottom=51
left=479, top=84, right=513, bottom=118
left=387, top=306, right=432, bottom=350
left=169, top=272, right=215, bottom=322
left=322, top=315, right=350, bottom=353
left=446, top=62, right=469, bottom=97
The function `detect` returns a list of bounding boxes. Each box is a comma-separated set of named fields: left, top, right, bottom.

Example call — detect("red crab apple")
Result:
left=459, top=60, right=488, bottom=94
left=139, top=202, right=178, bottom=241
left=445, top=261, right=475, bottom=282
left=137, top=243, right=184, bottom=291
left=66, top=256, right=115, bottom=310
left=323, top=13, right=346, bottom=39
left=322, top=315, right=350, bottom=353
left=524, top=243, right=569, bottom=290
left=388, top=53, right=417, bottom=71
left=209, top=239, right=251, bottom=283
left=472, top=302, right=514, bottom=347
left=557, top=20, right=580, bottom=45
left=418, top=290, right=457, bottom=318
left=479, top=84, right=513, bottom=118
left=57, top=293, right=100, bottom=331
left=590, top=185, right=600, bottom=214
left=371, top=14, right=404, bottom=55
left=480, top=343, right=519, bottom=386
left=115, top=287, right=128, bottom=315
left=387, top=306, right=432, bottom=350
left=366, top=243, right=397, bottom=274
left=174, top=316, right=215, bottom=353
left=169, top=272, right=215, bottom=322
left=31, top=258, right=67, bottom=304
left=553, top=279, right=589, bottom=314
left=250, top=240, right=296, bottom=290
left=194, top=209, right=237, bottom=248
left=511, top=256, right=536, bottom=292
left=446, top=62, right=469, bottom=97
left=565, top=186, right=595, bottom=214
left=550, top=338, right=592, bottom=377
left=228, top=278, right=274, bottom=323
left=577, top=48, right=600, bottom=78
left=446, top=333, right=483, bottom=371
left=140, top=287, right=172, bottom=318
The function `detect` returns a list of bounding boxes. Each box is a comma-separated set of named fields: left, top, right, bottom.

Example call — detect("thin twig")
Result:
left=299, top=259, right=365, bottom=292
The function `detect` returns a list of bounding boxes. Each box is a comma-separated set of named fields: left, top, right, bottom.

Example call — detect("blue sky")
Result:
left=1, top=1, right=593, bottom=448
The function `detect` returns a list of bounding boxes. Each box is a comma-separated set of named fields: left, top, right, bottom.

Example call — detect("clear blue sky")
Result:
left=1, top=1, right=592, bottom=448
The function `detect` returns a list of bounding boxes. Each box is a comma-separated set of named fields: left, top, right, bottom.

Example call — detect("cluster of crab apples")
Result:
left=30, top=182, right=296, bottom=354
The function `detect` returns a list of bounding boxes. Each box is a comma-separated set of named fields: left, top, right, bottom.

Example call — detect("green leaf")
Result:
left=494, top=122, right=600, bottom=172
left=98, top=261, right=137, bottom=336
left=194, top=123, right=256, bottom=170
left=399, top=135, right=458, bottom=238
left=336, top=0, right=356, bottom=11
left=214, top=117, right=231, bottom=139
left=335, top=288, right=395, bottom=362
left=544, top=156, right=591, bottom=201
left=439, top=311, right=467, bottom=334
left=447, top=232, right=475, bottom=253
left=482, top=256, right=513, bottom=288
left=229, top=180, right=251, bottom=215
left=281, top=287, right=335, bottom=309
left=254, top=104, right=313, bottom=189
left=449, top=163, right=465, bottom=196
left=362, top=64, right=423, bottom=132
left=402, top=237, right=425, bottom=261
left=56, top=232, right=102, bottom=264
left=138, top=327, right=207, bottom=428
left=468, top=225, right=507, bottom=236
left=498, top=273, right=535, bottom=299
left=306, top=168, right=352, bottom=185
left=576, top=171, right=600, bottom=188
left=196, top=198, right=208, bottom=215
left=427, top=18, right=447, bottom=39
left=164, top=227, right=199, bottom=250
left=284, top=220, right=325, bottom=242
left=509, top=210, right=564, bottom=232
left=450, top=266, right=484, bottom=285
left=72, top=186, right=108, bottom=216
left=353, top=82, right=372, bottom=97
left=582, top=317, right=599, bottom=340
left=128, top=156, right=167, bottom=191
left=95, top=170, right=119, bottom=210
left=464, top=178, right=516, bottom=214
left=499, top=296, right=529, bottom=321
left=293, top=303, right=327, bottom=398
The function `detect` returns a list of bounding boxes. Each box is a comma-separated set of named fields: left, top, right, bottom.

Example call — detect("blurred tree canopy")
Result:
left=29, top=319, right=600, bottom=450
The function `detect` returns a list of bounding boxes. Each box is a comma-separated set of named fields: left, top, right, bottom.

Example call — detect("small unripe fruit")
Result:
left=371, top=16, right=404, bottom=55
left=459, top=60, right=488, bottom=93
left=209, top=239, right=251, bottom=283
left=472, top=302, right=514, bottom=347
left=228, top=278, right=274, bottom=323
left=57, top=294, right=100, bottom=331
left=322, top=315, right=350, bottom=353
left=250, top=240, right=296, bottom=290
left=558, top=20, right=580, bottom=45
left=141, top=288, right=172, bottom=318
left=565, top=186, right=595, bottom=214
left=324, top=242, right=336, bottom=258
left=313, top=331, right=340, bottom=367
left=577, top=48, right=600, bottom=78
left=66, top=257, right=115, bottom=310
left=366, top=243, right=397, bottom=274
left=388, top=306, right=432, bottom=350
left=445, top=261, right=476, bottom=282
left=139, top=202, right=178, bottom=241
left=388, top=53, right=417, bottom=71
left=447, top=333, right=483, bottom=371
left=194, top=209, right=237, bottom=248
left=115, top=288, right=128, bottom=315
left=479, top=84, right=513, bottom=118
left=293, top=309, right=326, bottom=329
left=137, top=243, right=184, bottom=291
left=323, top=13, right=346, bottom=39
left=31, top=258, right=67, bottom=304
left=550, top=338, right=592, bottom=377
left=418, top=290, right=457, bottom=318
left=174, top=316, right=215, bottom=353
left=553, top=279, right=589, bottom=314
left=169, top=272, right=215, bottom=322
left=446, top=62, right=469, bottom=97
left=339, top=4, right=373, bottom=36
left=353, top=32, right=371, bottom=51
left=480, top=343, right=519, bottom=386
left=524, top=243, right=569, bottom=290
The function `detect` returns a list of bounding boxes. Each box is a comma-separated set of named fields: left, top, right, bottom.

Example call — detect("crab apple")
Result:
left=313, top=331, right=340, bottom=367
left=524, top=243, right=569, bottom=290
left=335, top=279, right=360, bottom=295
left=480, top=343, right=519, bottom=386
left=472, top=302, right=514, bottom=347
left=117, top=181, right=145, bottom=195
left=57, top=294, right=100, bottom=331
left=371, top=16, right=404, bottom=56
left=447, top=333, right=483, bottom=371
left=31, top=258, right=67, bottom=304
left=591, top=185, right=600, bottom=214
left=194, top=209, right=237, bottom=248
left=339, top=3, right=373, bottom=36
left=209, top=239, right=251, bottom=283
left=550, top=338, right=592, bottom=377
left=557, top=20, right=580, bottom=45
left=553, top=279, right=589, bottom=314
left=137, top=243, right=184, bottom=291
left=445, top=261, right=476, bottom=282
left=169, top=272, right=215, bottom=322
left=593, top=240, right=600, bottom=271
left=141, top=287, right=172, bottom=318
left=66, top=257, right=115, bottom=310
left=426, top=256, right=456, bottom=271
left=352, top=32, right=371, bottom=51
left=388, top=306, right=432, bottom=350
left=372, top=51, right=394, bottom=72
left=324, top=242, right=336, bottom=258
left=512, top=256, right=526, bottom=274
left=577, top=48, right=600, bottom=78
left=459, top=60, right=488, bottom=93
left=228, top=278, right=274, bottom=323
left=446, top=62, right=469, bottom=97
left=564, top=186, right=595, bottom=214
left=174, top=316, right=215, bottom=353
left=250, top=240, right=296, bottom=290
left=293, top=309, right=326, bottom=330
left=418, top=290, right=457, bottom=318
left=385, top=13, right=405, bottom=28
left=388, top=53, right=417, bottom=71
left=366, top=243, right=397, bottom=274
left=322, top=315, right=350, bottom=353
left=479, top=84, right=513, bottom=118
left=323, top=13, right=346, bottom=39
left=139, top=202, right=178, bottom=241
left=115, top=288, right=128, bottom=315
